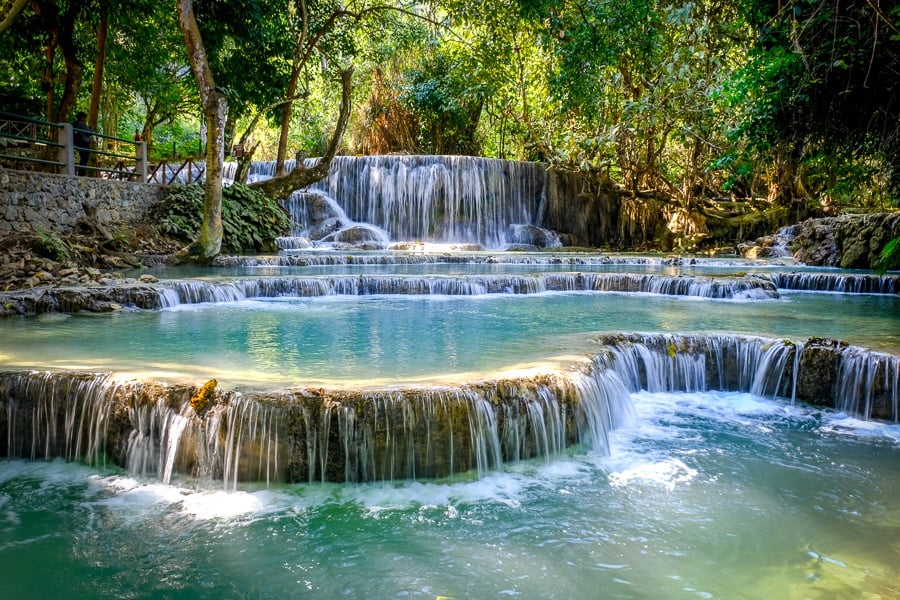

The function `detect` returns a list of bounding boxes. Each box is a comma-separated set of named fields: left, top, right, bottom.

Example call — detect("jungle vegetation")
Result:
left=1, top=0, right=898, bottom=257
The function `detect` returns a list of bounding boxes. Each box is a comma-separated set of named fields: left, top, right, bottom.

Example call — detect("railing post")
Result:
left=136, top=141, right=148, bottom=182
left=58, top=123, right=75, bottom=176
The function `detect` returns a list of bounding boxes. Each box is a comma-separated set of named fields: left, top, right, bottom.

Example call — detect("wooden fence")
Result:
left=0, top=111, right=163, bottom=182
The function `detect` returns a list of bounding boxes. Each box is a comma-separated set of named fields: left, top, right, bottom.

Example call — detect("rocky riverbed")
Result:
left=0, top=223, right=179, bottom=295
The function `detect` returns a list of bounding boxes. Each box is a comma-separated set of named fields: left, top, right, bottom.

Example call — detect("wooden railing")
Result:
left=147, top=159, right=206, bottom=186
left=0, top=111, right=147, bottom=181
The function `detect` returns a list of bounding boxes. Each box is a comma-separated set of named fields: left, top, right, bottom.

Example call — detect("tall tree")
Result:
left=31, top=0, right=89, bottom=122
left=177, top=0, right=226, bottom=259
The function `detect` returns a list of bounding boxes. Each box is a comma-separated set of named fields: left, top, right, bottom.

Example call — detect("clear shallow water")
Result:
left=3, top=252, right=900, bottom=598
left=135, top=254, right=822, bottom=279
left=1, top=291, right=897, bottom=384
left=2, top=391, right=898, bottom=599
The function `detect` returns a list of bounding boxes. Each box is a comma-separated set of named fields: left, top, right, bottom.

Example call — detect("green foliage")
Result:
left=875, top=238, right=900, bottom=275
left=151, top=184, right=204, bottom=241
left=193, top=0, right=294, bottom=122
left=735, top=0, right=900, bottom=202
left=151, top=183, right=290, bottom=253
left=33, top=227, right=71, bottom=262
left=220, top=183, right=292, bottom=253
left=3, top=0, right=898, bottom=217
left=149, top=120, right=205, bottom=161
left=400, top=51, right=484, bottom=155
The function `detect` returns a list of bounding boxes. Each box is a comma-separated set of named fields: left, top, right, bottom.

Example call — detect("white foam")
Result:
left=599, top=390, right=812, bottom=490
left=818, top=413, right=900, bottom=444
left=608, top=458, right=698, bottom=492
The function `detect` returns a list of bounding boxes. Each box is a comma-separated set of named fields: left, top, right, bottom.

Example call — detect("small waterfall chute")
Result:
left=276, top=190, right=391, bottom=250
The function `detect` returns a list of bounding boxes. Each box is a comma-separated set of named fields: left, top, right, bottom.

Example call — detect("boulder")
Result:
left=788, top=213, right=899, bottom=268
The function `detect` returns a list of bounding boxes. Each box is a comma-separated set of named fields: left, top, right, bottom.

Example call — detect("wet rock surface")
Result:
left=0, top=223, right=180, bottom=315
left=753, top=212, right=900, bottom=268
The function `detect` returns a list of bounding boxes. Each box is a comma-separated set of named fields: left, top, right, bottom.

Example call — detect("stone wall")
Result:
left=0, top=167, right=164, bottom=235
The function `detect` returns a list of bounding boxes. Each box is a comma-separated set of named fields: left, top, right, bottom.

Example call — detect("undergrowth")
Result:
left=33, top=226, right=72, bottom=262
left=150, top=183, right=290, bottom=253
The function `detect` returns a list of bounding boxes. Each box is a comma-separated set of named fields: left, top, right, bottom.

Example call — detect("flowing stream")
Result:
left=2, top=155, right=900, bottom=598
left=2, top=393, right=898, bottom=599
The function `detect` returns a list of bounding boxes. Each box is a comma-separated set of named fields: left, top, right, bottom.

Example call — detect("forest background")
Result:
left=1, top=0, right=899, bottom=254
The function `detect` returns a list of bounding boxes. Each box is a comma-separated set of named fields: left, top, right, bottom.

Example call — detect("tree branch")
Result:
left=250, top=68, right=353, bottom=200
left=0, top=0, right=29, bottom=34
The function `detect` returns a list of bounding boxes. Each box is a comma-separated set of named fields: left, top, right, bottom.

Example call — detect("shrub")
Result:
left=150, top=183, right=290, bottom=253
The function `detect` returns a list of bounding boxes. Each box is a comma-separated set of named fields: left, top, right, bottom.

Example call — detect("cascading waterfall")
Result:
left=1, top=331, right=898, bottom=485
left=294, top=155, right=550, bottom=248
left=210, top=374, right=634, bottom=485
left=2, top=372, right=116, bottom=466
left=4, top=261, right=891, bottom=320
left=765, top=272, right=899, bottom=295
left=277, top=190, right=392, bottom=249
left=211, top=254, right=732, bottom=268
left=218, top=156, right=557, bottom=247
left=151, top=273, right=781, bottom=303
left=597, top=333, right=799, bottom=396
left=595, top=333, right=900, bottom=421
left=835, top=346, right=900, bottom=421
left=0, top=368, right=633, bottom=485
left=1, top=273, right=780, bottom=315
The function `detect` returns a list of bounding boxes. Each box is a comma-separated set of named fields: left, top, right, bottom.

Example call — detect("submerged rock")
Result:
left=321, top=225, right=389, bottom=244
left=506, top=224, right=562, bottom=249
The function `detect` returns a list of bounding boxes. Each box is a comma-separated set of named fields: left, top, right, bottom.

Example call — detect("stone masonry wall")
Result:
left=0, top=167, right=164, bottom=235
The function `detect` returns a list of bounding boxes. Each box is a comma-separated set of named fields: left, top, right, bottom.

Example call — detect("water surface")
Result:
left=2, top=291, right=897, bottom=385
left=2, top=391, right=898, bottom=599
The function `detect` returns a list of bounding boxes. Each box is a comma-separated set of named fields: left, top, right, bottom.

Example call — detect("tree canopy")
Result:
left=1, top=0, right=897, bottom=254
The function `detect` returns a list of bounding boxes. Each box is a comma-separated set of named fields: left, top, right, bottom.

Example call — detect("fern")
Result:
left=149, top=183, right=290, bottom=254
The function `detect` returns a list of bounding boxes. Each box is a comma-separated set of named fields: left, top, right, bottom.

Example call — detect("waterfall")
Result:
left=570, top=368, right=637, bottom=454
left=276, top=190, right=392, bottom=249
left=288, top=155, right=549, bottom=248
left=0, top=368, right=634, bottom=485
left=1, top=372, right=116, bottom=466
left=1, top=274, right=780, bottom=317
left=212, top=254, right=750, bottom=268
left=2, top=336, right=896, bottom=486
left=594, top=333, right=900, bottom=421
left=834, top=347, right=900, bottom=420
left=597, top=333, right=797, bottom=396
left=764, top=273, right=899, bottom=295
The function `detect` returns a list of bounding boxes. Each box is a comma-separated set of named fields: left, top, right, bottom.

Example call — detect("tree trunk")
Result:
left=87, top=4, right=108, bottom=131
left=177, top=0, right=225, bottom=261
left=276, top=0, right=308, bottom=176
left=251, top=68, right=353, bottom=201
left=235, top=141, right=259, bottom=184
left=41, top=35, right=58, bottom=123
left=34, top=0, right=84, bottom=123
left=275, top=45, right=305, bottom=176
